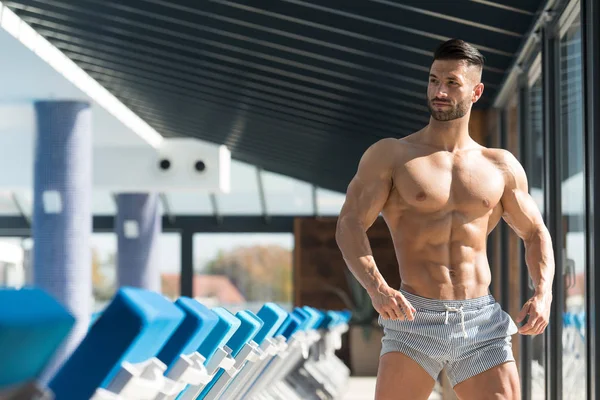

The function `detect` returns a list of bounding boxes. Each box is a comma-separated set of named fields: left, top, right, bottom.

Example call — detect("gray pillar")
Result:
left=115, top=193, right=161, bottom=291
left=32, top=100, right=92, bottom=383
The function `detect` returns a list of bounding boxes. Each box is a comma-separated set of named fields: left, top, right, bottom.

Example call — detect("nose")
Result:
left=435, top=84, right=449, bottom=98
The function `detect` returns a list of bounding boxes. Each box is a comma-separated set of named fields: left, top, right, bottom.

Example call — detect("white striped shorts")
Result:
left=379, top=289, right=519, bottom=387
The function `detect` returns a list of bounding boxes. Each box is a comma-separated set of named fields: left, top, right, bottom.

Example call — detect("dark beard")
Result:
left=427, top=98, right=470, bottom=121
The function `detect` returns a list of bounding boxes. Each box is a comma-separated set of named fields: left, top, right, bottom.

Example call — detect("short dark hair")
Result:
left=433, top=39, right=485, bottom=69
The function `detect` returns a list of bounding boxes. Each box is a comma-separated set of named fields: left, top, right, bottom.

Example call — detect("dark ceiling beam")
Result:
left=206, top=0, right=516, bottom=56
left=30, top=23, right=432, bottom=126
left=26, top=18, right=429, bottom=94
left=114, top=0, right=513, bottom=70
left=80, top=66, right=417, bottom=142
left=18, top=19, right=438, bottom=112
left=56, top=38, right=428, bottom=107
left=52, top=0, right=443, bottom=79
left=469, top=0, right=540, bottom=15
left=79, top=64, right=416, bottom=134
left=9, top=1, right=446, bottom=90
left=0, top=216, right=296, bottom=235
left=13, top=0, right=515, bottom=77
left=369, top=0, right=532, bottom=37
left=47, top=38, right=429, bottom=130
left=57, top=48, right=428, bottom=135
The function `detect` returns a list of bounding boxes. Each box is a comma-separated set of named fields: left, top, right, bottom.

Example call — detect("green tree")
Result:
left=202, top=245, right=292, bottom=303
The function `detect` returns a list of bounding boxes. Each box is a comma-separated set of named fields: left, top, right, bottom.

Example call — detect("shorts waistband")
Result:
left=400, top=289, right=496, bottom=312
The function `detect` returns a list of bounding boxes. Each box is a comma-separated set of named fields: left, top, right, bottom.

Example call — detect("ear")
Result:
left=472, top=82, right=485, bottom=103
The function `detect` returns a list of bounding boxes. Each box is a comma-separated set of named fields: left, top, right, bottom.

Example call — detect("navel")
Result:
left=483, top=199, right=490, bottom=208
left=416, top=191, right=427, bottom=201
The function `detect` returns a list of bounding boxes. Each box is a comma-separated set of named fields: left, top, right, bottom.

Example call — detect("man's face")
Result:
left=427, top=59, right=483, bottom=121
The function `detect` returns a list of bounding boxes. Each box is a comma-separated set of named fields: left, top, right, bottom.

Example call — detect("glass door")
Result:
left=528, top=72, right=546, bottom=400
left=558, top=8, right=586, bottom=400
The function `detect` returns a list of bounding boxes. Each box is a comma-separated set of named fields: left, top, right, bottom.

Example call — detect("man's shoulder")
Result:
left=482, top=147, right=527, bottom=187
left=368, top=137, right=402, bottom=149
left=367, top=134, right=425, bottom=155
left=362, top=137, right=402, bottom=161
left=481, top=147, right=520, bottom=167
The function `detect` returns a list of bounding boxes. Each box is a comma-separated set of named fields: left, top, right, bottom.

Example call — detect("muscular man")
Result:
left=335, top=39, right=554, bottom=400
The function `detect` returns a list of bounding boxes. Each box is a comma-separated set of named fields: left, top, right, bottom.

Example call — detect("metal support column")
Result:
left=582, top=0, right=600, bottom=398
left=542, top=26, right=562, bottom=400
left=180, top=230, right=194, bottom=298
left=518, top=75, right=533, bottom=400
left=499, top=109, right=510, bottom=312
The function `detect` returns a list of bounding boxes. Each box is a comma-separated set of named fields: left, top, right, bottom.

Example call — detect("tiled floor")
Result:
left=341, top=377, right=442, bottom=400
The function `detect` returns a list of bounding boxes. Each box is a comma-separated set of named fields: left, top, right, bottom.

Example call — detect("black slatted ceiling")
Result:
left=6, top=0, right=544, bottom=192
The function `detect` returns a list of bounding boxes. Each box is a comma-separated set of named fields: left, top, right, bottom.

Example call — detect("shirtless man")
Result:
left=335, top=39, right=554, bottom=400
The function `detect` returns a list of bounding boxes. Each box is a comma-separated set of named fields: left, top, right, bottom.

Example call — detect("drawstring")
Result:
left=444, top=305, right=468, bottom=338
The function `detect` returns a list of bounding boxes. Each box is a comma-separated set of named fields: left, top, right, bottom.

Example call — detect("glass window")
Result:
left=558, top=12, right=586, bottom=400
left=214, top=160, right=261, bottom=215
left=0, top=238, right=27, bottom=288
left=316, top=188, right=347, bottom=215
left=529, top=77, right=545, bottom=214
left=193, top=233, right=294, bottom=313
left=262, top=170, right=313, bottom=215
left=11, top=191, right=32, bottom=219
left=528, top=73, right=546, bottom=400
left=90, top=233, right=117, bottom=312
left=92, top=232, right=182, bottom=311
left=92, top=191, right=117, bottom=215
left=166, top=192, right=213, bottom=215
left=157, top=233, right=182, bottom=301
left=0, top=192, right=19, bottom=215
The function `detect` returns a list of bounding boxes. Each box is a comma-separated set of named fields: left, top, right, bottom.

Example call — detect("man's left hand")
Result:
left=516, top=291, right=552, bottom=335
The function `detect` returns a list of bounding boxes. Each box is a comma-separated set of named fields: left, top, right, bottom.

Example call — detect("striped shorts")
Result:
left=379, top=289, right=519, bottom=387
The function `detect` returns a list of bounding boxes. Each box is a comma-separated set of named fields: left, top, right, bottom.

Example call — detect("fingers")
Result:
left=517, top=296, right=551, bottom=335
left=377, top=297, right=399, bottom=320
left=395, top=293, right=416, bottom=321
left=518, top=308, right=549, bottom=335
left=380, top=310, right=394, bottom=320
left=532, top=318, right=548, bottom=335
left=380, top=308, right=401, bottom=321
left=376, top=297, right=397, bottom=321
left=377, top=297, right=413, bottom=321
left=518, top=316, right=538, bottom=335
left=390, top=304, right=404, bottom=320
left=519, top=317, right=548, bottom=335
left=516, top=302, right=531, bottom=323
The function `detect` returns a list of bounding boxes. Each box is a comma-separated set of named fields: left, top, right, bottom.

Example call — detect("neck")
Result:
left=423, top=114, right=474, bottom=152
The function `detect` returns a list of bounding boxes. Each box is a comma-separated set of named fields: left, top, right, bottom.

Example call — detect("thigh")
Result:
left=453, top=361, right=520, bottom=400
left=375, top=352, right=436, bottom=400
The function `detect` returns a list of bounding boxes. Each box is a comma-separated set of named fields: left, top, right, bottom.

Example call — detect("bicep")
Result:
left=340, top=173, right=392, bottom=228
left=501, top=189, right=544, bottom=239
left=500, top=154, right=545, bottom=240
left=338, top=140, right=395, bottom=229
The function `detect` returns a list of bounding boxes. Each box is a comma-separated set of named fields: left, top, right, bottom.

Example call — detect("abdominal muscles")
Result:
left=386, top=209, right=494, bottom=299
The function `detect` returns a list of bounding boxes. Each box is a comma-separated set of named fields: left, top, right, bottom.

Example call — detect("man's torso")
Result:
left=380, top=137, right=510, bottom=300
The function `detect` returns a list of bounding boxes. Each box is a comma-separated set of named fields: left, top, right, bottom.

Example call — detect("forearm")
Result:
left=524, top=225, right=555, bottom=295
left=336, top=217, right=388, bottom=296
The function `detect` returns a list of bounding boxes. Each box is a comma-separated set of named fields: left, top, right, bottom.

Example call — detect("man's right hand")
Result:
left=370, top=285, right=416, bottom=321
